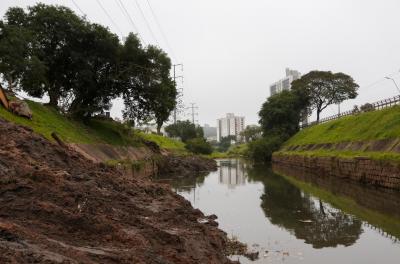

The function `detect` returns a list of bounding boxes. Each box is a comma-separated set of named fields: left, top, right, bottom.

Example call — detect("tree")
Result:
left=0, top=7, right=46, bottom=93
left=67, top=23, right=120, bottom=118
left=217, top=135, right=236, bottom=152
left=144, top=46, right=177, bottom=133
left=26, top=4, right=88, bottom=107
left=259, top=90, right=308, bottom=140
left=240, top=125, right=262, bottom=142
left=291, top=71, right=359, bottom=122
left=149, top=79, right=177, bottom=133
left=165, top=120, right=203, bottom=142
left=246, top=135, right=284, bottom=163
left=121, top=33, right=149, bottom=126
left=185, top=138, right=213, bottom=155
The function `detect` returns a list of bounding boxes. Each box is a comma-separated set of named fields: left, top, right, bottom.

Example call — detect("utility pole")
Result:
left=173, top=64, right=184, bottom=124
left=186, top=103, right=199, bottom=124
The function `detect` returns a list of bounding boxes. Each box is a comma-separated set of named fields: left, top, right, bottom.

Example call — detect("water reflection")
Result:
left=219, top=159, right=247, bottom=188
left=153, top=159, right=400, bottom=263
left=248, top=167, right=362, bottom=248
left=272, top=163, right=400, bottom=243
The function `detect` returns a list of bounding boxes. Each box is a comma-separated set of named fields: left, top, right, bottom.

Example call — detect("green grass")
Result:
left=0, top=100, right=223, bottom=156
left=137, top=131, right=187, bottom=152
left=280, top=172, right=400, bottom=239
left=204, top=144, right=248, bottom=159
left=0, top=100, right=143, bottom=146
left=286, top=106, right=400, bottom=146
left=276, top=149, right=400, bottom=164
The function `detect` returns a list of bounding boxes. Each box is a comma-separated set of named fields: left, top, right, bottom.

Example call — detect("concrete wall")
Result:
left=272, top=154, right=400, bottom=190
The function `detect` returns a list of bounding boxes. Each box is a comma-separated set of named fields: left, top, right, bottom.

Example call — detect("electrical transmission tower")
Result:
left=173, top=64, right=184, bottom=124
left=186, top=103, right=199, bottom=124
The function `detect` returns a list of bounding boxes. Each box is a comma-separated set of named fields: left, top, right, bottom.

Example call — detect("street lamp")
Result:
left=385, top=76, right=400, bottom=94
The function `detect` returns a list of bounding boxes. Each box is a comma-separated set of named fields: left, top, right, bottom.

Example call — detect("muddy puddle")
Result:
left=154, top=159, right=400, bottom=264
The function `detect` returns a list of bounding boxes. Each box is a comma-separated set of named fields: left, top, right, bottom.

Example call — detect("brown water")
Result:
left=154, top=159, right=400, bottom=264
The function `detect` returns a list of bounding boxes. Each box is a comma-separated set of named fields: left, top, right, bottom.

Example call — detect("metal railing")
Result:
left=301, top=95, right=400, bottom=129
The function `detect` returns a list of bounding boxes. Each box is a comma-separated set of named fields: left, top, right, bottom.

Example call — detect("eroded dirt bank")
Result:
left=0, top=118, right=237, bottom=264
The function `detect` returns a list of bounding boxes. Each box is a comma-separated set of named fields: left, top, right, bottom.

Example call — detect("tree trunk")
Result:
left=156, top=123, right=162, bottom=135
left=7, top=77, right=14, bottom=93
left=319, top=199, right=326, bottom=216
left=48, top=89, right=59, bottom=108
left=316, top=109, right=321, bottom=123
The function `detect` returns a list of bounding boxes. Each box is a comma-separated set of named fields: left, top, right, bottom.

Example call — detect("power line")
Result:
left=115, top=0, right=144, bottom=43
left=145, top=0, right=177, bottom=61
left=95, top=0, right=124, bottom=37
left=133, top=0, right=160, bottom=47
left=173, top=63, right=184, bottom=124
left=70, top=0, right=86, bottom=16
left=186, top=103, right=199, bottom=124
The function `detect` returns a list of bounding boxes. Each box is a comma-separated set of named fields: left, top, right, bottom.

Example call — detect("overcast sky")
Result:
left=1, top=0, right=400, bottom=126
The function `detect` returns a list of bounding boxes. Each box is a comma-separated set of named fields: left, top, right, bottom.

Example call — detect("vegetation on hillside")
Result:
left=0, top=100, right=186, bottom=153
left=285, top=105, right=400, bottom=146
left=247, top=70, right=359, bottom=163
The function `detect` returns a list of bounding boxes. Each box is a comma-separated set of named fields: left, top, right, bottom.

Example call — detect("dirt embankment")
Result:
left=0, top=118, right=236, bottom=264
left=158, top=155, right=218, bottom=177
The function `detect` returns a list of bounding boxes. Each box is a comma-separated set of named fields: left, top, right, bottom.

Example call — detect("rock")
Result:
left=9, top=100, right=32, bottom=119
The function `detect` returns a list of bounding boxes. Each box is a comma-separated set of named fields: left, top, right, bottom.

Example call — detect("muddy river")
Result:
left=154, top=159, right=400, bottom=264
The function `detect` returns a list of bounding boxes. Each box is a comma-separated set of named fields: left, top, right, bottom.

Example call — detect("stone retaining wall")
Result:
left=272, top=154, right=400, bottom=190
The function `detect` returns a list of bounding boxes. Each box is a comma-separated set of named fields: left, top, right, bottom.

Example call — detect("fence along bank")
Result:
left=273, top=98, right=400, bottom=191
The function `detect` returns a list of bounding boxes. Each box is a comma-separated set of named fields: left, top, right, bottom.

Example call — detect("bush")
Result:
left=185, top=138, right=213, bottom=155
left=360, top=103, right=375, bottom=112
left=246, top=135, right=284, bottom=163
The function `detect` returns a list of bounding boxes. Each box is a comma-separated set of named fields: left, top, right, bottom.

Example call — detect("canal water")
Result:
left=154, top=159, right=400, bottom=264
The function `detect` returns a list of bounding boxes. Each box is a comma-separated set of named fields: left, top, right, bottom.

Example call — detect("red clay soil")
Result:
left=0, top=118, right=237, bottom=264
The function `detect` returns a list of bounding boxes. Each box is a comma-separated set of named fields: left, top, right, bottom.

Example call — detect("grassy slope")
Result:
left=0, top=100, right=185, bottom=152
left=285, top=105, right=400, bottom=146
left=138, top=132, right=186, bottom=153
left=278, top=106, right=400, bottom=161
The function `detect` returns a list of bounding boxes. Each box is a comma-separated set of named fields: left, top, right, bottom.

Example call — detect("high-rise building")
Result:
left=217, top=113, right=245, bottom=142
left=269, top=68, right=308, bottom=126
left=270, top=68, right=301, bottom=96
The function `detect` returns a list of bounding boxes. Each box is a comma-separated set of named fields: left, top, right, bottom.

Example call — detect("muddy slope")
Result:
left=0, top=118, right=235, bottom=264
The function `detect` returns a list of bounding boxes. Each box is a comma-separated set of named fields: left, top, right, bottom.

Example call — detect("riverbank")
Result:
left=273, top=105, right=400, bottom=190
left=0, top=117, right=241, bottom=263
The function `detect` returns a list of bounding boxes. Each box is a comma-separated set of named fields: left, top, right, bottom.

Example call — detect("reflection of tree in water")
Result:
left=248, top=166, right=362, bottom=249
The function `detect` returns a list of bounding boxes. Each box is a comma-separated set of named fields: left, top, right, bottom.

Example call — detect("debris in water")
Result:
left=299, top=219, right=313, bottom=223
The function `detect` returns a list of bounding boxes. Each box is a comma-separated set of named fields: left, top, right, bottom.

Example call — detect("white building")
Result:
left=269, top=68, right=308, bottom=126
left=270, top=68, right=301, bottom=96
left=217, top=113, right=245, bottom=142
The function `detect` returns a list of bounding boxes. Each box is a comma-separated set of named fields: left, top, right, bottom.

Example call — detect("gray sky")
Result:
left=1, top=0, right=400, bottom=126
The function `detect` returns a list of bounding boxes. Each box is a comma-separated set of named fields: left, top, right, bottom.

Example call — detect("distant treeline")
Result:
left=0, top=4, right=176, bottom=131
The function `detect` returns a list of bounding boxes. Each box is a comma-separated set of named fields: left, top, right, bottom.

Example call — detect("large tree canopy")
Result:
left=0, top=4, right=177, bottom=128
left=0, top=7, right=46, bottom=93
left=291, top=71, right=359, bottom=122
left=165, top=120, right=203, bottom=142
left=259, top=90, right=308, bottom=140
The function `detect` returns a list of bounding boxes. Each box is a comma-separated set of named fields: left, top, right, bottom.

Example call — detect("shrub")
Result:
left=246, top=135, right=284, bottom=163
left=360, top=103, right=375, bottom=112
left=185, top=138, right=213, bottom=155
